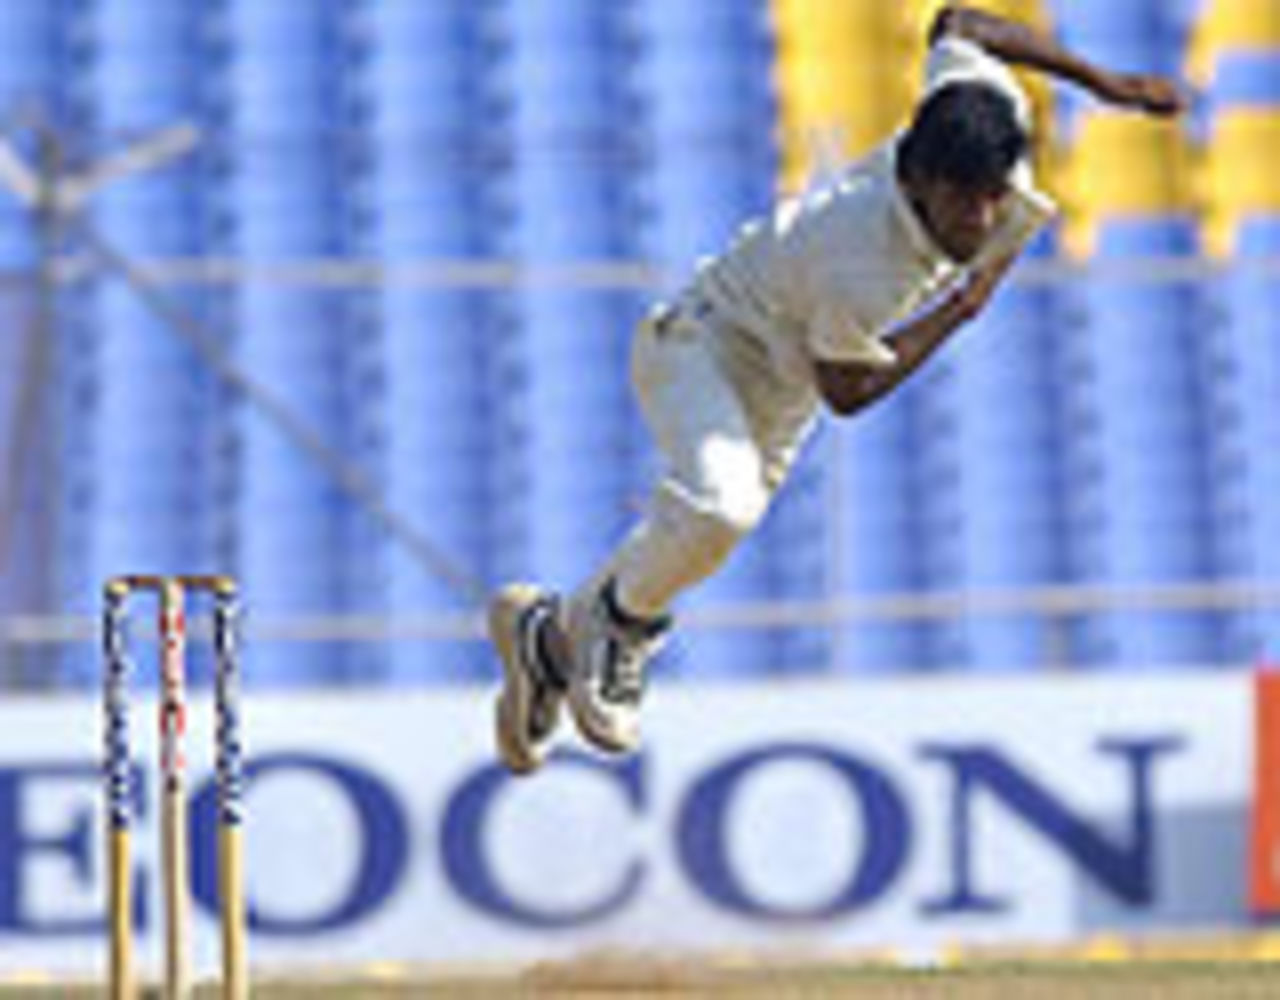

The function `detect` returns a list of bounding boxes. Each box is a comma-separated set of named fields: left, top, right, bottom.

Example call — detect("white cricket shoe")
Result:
left=564, top=579, right=671, bottom=755
left=489, top=583, right=568, bottom=775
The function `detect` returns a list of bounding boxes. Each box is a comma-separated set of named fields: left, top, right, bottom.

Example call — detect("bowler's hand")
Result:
left=1097, top=72, right=1189, bottom=117
left=946, top=253, right=1016, bottom=324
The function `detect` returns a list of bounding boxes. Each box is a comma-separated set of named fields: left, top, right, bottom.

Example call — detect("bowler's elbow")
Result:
left=814, top=359, right=882, bottom=417
left=928, top=4, right=980, bottom=46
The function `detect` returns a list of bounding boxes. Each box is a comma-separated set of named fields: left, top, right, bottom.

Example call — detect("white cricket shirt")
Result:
left=689, top=36, right=1058, bottom=394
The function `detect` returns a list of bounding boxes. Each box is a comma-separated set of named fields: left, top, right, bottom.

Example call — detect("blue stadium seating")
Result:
left=365, top=0, right=497, bottom=682
left=1050, top=0, right=1188, bottom=67
left=632, top=0, right=775, bottom=270
left=0, top=4, right=91, bottom=680
left=0, top=1, right=70, bottom=121
left=0, top=0, right=59, bottom=648
left=496, top=0, right=643, bottom=613
left=1196, top=14, right=1280, bottom=659
left=227, top=0, right=357, bottom=684
left=95, top=0, right=199, bottom=127
left=1198, top=19, right=1280, bottom=662
left=9, top=0, right=1280, bottom=687
left=1207, top=218, right=1280, bottom=662
left=0, top=203, right=32, bottom=273
left=71, top=3, right=221, bottom=686
left=836, top=390, right=929, bottom=673
left=915, top=236, right=1067, bottom=670
left=631, top=0, right=787, bottom=676
left=1050, top=0, right=1189, bottom=128
left=1206, top=50, right=1280, bottom=108
left=1056, top=220, right=1221, bottom=666
left=764, top=445, right=832, bottom=673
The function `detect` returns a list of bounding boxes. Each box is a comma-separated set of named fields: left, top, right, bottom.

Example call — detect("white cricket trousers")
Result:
left=587, top=300, right=818, bottom=619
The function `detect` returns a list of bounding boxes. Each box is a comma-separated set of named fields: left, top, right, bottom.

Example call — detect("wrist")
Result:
left=1088, top=68, right=1126, bottom=103
left=938, top=294, right=974, bottom=328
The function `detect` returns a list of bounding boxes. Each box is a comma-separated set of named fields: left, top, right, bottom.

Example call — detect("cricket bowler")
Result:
left=489, top=4, right=1187, bottom=774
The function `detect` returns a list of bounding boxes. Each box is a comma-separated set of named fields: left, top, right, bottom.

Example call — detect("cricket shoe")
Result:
left=489, top=583, right=569, bottom=775
left=564, top=578, right=672, bottom=755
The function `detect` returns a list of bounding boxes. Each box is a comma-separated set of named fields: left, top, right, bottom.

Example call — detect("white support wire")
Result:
left=74, top=220, right=488, bottom=605
left=1, top=580, right=1277, bottom=646
left=0, top=118, right=1277, bottom=660
left=0, top=118, right=489, bottom=608
left=51, top=252, right=1280, bottom=294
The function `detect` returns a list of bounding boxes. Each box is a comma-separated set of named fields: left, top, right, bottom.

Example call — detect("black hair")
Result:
left=897, top=81, right=1028, bottom=191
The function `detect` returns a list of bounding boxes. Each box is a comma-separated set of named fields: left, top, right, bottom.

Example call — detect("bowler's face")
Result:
left=909, top=176, right=1011, bottom=263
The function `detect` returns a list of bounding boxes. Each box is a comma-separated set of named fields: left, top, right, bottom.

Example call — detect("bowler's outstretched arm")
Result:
left=932, top=3, right=1188, bottom=116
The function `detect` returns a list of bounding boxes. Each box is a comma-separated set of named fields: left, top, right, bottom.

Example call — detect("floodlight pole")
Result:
left=0, top=115, right=486, bottom=619
left=0, top=118, right=200, bottom=686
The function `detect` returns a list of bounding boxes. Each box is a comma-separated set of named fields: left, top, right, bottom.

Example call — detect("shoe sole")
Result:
left=567, top=697, right=640, bottom=755
left=489, top=583, right=551, bottom=775
left=571, top=720, right=636, bottom=755
left=562, top=593, right=642, bottom=757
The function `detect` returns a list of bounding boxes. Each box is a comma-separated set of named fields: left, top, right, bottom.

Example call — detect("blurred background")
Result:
left=0, top=0, right=1278, bottom=983
left=0, top=0, right=1275, bottom=687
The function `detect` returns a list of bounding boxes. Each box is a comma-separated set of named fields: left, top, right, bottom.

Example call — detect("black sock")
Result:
left=602, top=579, right=671, bottom=636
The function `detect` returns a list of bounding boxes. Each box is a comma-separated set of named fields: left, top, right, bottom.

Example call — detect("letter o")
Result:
left=191, top=752, right=409, bottom=934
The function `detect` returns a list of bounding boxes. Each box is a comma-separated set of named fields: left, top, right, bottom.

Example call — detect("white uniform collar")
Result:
left=887, top=139, right=961, bottom=271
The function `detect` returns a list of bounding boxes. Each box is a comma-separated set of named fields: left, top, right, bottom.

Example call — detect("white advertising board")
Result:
left=0, top=672, right=1253, bottom=978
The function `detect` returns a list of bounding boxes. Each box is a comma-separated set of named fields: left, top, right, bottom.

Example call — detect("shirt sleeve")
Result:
left=808, top=296, right=899, bottom=370
left=971, top=160, right=1059, bottom=269
left=925, top=35, right=1032, bottom=130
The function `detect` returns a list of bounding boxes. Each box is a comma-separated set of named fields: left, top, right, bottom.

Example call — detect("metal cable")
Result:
left=72, top=219, right=487, bottom=606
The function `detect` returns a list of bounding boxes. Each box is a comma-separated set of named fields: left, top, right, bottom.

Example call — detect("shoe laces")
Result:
left=597, top=612, right=670, bottom=707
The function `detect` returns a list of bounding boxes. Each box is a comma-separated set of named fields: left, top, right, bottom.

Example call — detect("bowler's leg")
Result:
left=560, top=317, right=773, bottom=753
